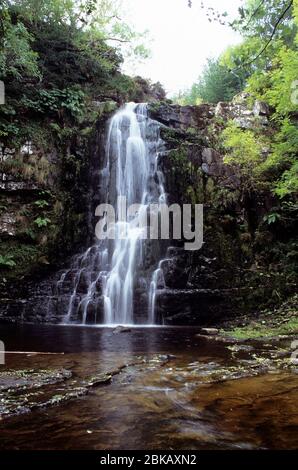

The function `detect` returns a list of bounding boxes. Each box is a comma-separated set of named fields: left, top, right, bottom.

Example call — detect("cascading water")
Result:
left=56, top=103, right=167, bottom=325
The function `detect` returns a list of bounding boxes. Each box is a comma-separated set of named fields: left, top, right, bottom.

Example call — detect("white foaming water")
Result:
left=58, top=103, right=167, bottom=325
left=103, top=103, right=165, bottom=324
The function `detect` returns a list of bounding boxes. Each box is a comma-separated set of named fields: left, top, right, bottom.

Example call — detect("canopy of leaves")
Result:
left=180, top=0, right=297, bottom=252
left=0, top=0, right=150, bottom=145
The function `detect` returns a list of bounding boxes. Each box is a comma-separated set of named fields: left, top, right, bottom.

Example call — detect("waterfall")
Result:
left=57, top=103, right=167, bottom=325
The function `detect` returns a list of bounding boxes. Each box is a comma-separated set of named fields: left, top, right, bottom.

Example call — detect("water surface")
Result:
left=0, top=324, right=297, bottom=450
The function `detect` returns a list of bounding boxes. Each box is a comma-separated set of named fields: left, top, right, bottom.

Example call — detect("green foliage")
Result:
left=34, top=217, right=51, bottom=228
left=0, top=242, right=42, bottom=278
left=275, top=161, right=298, bottom=198
left=216, top=1, right=298, bottom=204
left=230, top=0, right=296, bottom=71
left=24, top=228, right=37, bottom=241
left=0, top=12, right=40, bottom=80
left=167, top=144, right=206, bottom=205
left=222, top=121, right=268, bottom=189
left=174, top=58, right=246, bottom=105
left=0, top=254, right=16, bottom=268
left=34, top=200, right=50, bottom=209
left=22, top=87, right=85, bottom=117
left=0, top=0, right=146, bottom=144
left=263, top=212, right=282, bottom=225
left=246, top=46, right=298, bottom=200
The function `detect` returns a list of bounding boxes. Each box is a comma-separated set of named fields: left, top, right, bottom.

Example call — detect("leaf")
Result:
left=34, top=217, right=51, bottom=228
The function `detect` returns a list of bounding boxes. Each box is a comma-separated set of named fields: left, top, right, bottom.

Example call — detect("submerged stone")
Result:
left=112, top=326, right=132, bottom=334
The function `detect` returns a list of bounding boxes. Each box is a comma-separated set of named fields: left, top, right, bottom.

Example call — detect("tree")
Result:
left=243, top=1, right=298, bottom=199
left=229, top=0, right=296, bottom=71
left=184, top=1, right=298, bottom=201
left=173, top=58, right=246, bottom=105
left=0, top=4, right=40, bottom=81
left=0, top=0, right=150, bottom=144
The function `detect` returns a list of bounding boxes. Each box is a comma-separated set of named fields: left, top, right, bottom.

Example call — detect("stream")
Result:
left=0, top=324, right=297, bottom=450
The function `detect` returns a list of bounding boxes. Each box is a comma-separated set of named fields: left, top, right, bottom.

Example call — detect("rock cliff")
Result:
left=0, top=96, right=295, bottom=324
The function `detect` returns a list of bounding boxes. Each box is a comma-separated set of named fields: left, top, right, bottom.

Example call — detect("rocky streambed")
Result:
left=0, top=324, right=297, bottom=450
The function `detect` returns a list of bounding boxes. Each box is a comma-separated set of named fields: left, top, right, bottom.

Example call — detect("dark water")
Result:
left=0, top=324, right=297, bottom=450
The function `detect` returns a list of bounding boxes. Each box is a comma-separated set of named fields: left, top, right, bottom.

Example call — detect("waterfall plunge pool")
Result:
left=0, top=323, right=297, bottom=450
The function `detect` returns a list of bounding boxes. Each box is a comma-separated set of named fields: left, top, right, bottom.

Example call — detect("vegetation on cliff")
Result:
left=0, top=0, right=151, bottom=146
left=166, top=0, right=298, bottom=313
left=0, top=0, right=158, bottom=283
left=0, top=0, right=296, bottom=322
left=176, top=0, right=298, bottom=203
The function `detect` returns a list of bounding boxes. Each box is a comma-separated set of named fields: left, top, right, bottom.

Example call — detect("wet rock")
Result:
left=0, top=368, right=72, bottom=392
left=0, top=364, right=128, bottom=419
left=200, top=328, right=219, bottom=336
left=156, top=288, right=235, bottom=325
left=162, top=252, right=190, bottom=289
left=33, top=387, right=88, bottom=411
left=112, top=326, right=132, bottom=334
left=195, top=333, right=243, bottom=344
left=85, top=373, right=112, bottom=387
left=158, top=354, right=177, bottom=362
left=0, top=368, right=75, bottom=418
left=0, top=212, right=17, bottom=237
left=201, top=148, right=225, bottom=177
left=202, top=147, right=214, bottom=165
left=91, top=100, right=117, bottom=114
left=228, top=344, right=254, bottom=353
left=148, top=102, right=215, bottom=131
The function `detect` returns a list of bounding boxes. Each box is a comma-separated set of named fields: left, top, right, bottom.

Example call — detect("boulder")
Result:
left=253, top=100, right=270, bottom=117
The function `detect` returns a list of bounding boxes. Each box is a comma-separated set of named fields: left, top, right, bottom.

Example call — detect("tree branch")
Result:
left=104, top=37, right=130, bottom=43
left=235, top=0, right=293, bottom=70
left=244, top=0, right=267, bottom=29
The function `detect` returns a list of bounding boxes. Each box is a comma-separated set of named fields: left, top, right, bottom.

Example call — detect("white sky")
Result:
left=122, top=0, right=244, bottom=96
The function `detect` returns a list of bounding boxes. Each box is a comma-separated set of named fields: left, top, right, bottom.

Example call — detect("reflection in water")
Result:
left=0, top=325, right=297, bottom=450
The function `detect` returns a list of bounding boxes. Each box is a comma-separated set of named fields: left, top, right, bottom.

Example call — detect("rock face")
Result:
left=215, top=95, right=270, bottom=130
left=145, top=97, right=288, bottom=325
left=0, top=96, right=290, bottom=326
left=0, top=102, right=115, bottom=324
left=0, top=212, right=17, bottom=237
left=150, top=103, right=215, bottom=130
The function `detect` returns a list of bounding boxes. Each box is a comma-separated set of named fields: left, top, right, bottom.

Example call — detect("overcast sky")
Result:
left=122, top=0, right=244, bottom=96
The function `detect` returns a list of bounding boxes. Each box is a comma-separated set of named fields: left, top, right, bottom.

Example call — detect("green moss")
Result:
left=223, top=318, right=298, bottom=340
left=148, top=101, right=164, bottom=114
left=186, top=127, right=198, bottom=135
left=160, top=127, right=184, bottom=146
